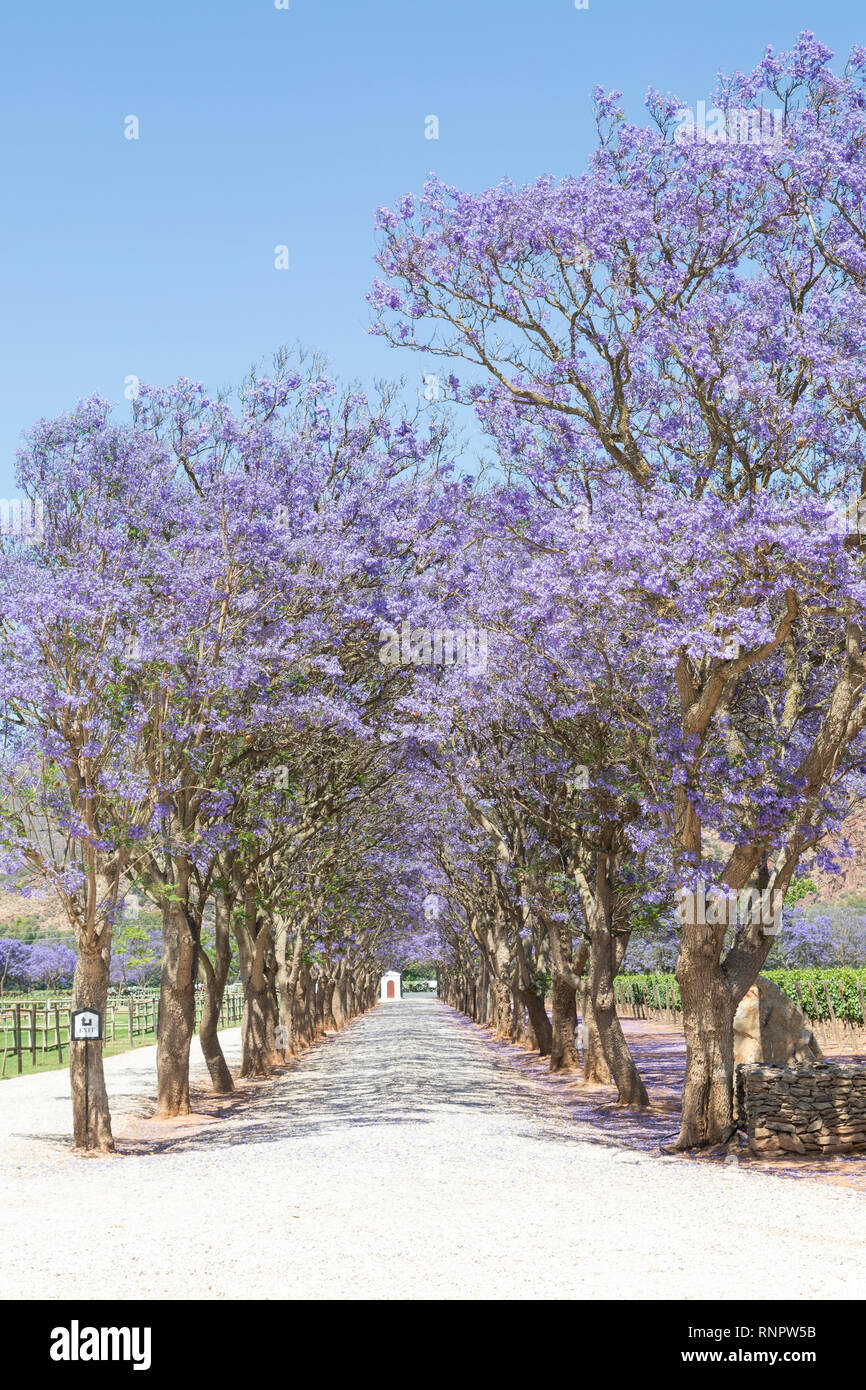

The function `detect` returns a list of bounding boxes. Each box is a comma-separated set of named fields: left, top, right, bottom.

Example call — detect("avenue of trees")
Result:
left=2, top=34, right=866, bottom=1153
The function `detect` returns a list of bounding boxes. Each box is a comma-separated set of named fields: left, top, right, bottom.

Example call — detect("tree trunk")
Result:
left=333, top=969, right=348, bottom=1028
left=279, top=918, right=307, bottom=1054
left=156, top=900, right=196, bottom=1117
left=313, top=973, right=326, bottom=1037
left=197, top=897, right=233, bottom=1093
left=510, top=977, right=526, bottom=1043
left=583, top=939, right=648, bottom=1106
left=70, top=946, right=115, bottom=1151
left=305, top=963, right=318, bottom=1035
left=323, top=978, right=338, bottom=1031
left=492, top=975, right=512, bottom=1036
left=241, top=971, right=277, bottom=1076
left=581, top=984, right=611, bottom=1083
left=513, top=932, right=552, bottom=1055
left=550, top=968, right=580, bottom=1072
left=673, top=921, right=736, bottom=1147
left=672, top=863, right=785, bottom=1149
left=582, top=871, right=648, bottom=1106
left=521, top=985, right=552, bottom=1055
left=293, top=964, right=314, bottom=1050
left=344, top=973, right=356, bottom=1024
left=238, top=929, right=277, bottom=1077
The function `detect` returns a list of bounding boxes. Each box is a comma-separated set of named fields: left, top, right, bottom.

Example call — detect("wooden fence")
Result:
left=615, top=977, right=681, bottom=1026
left=0, top=986, right=244, bottom=1077
left=613, top=977, right=866, bottom=1053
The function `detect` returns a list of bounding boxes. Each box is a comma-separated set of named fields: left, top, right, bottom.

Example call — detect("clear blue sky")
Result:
left=0, top=0, right=862, bottom=493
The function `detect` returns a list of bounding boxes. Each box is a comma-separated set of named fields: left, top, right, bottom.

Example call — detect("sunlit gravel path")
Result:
left=1, top=997, right=865, bottom=1300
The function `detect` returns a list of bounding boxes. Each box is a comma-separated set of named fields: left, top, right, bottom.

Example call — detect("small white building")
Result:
left=379, top=970, right=402, bottom=1001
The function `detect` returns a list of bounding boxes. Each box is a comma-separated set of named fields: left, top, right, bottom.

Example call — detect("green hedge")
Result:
left=616, top=968, right=866, bottom=1025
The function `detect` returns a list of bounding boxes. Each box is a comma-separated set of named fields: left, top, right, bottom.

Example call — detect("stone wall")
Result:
left=737, top=1062, right=866, bottom=1156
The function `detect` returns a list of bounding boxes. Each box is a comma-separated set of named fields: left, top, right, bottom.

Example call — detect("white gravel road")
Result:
left=1, top=997, right=864, bottom=1300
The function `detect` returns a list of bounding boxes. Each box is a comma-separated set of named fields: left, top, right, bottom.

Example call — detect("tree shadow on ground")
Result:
left=110, top=1001, right=604, bottom=1157
left=469, top=1011, right=866, bottom=1189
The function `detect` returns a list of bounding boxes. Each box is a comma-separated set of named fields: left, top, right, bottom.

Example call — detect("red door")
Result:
left=387, top=980, right=395, bottom=999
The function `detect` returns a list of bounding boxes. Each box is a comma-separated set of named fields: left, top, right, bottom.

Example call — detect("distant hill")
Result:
left=0, top=886, right=70, bottom=936
left=803, top=805, right=866, bottom=905
left=0, top=884, right=157, bottom=939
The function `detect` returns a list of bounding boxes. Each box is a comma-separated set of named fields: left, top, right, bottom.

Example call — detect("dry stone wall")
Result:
left=737, top=1062, right=866, bottom=1155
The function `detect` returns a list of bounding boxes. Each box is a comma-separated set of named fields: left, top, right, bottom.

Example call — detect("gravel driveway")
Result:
left=1, top=997, right=864, bottom=1300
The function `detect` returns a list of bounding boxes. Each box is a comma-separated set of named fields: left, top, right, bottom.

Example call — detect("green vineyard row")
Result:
left=615, top=968, right=866, bottom=1026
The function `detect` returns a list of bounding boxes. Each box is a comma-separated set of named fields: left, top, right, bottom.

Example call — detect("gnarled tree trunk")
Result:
left=197, top=894, right=233, bottom=1093
left=332, top=964, right=348, bottom=1028
left=550, top=968, right=580, bottom=1073
left=156, top=898, right=197, bottom=1116
left=510, top=972, right=526, bottom=1043
left=675, top=920, right=736, bottom=1147
left=672, top=855, right=792, bottom=1148
left=323, top=976, right=338, bottom=1031
left=70, top=945, right=115, bottom=1151
left=546, top=923, right=587, bottom=1073
left=240, top=956, right=277, bottom=1076
left=293, top=961, right=315, bottom=1050
left=235, top=882, right=277, bottom=1077
left=514, top=935, right=552, bottom=1055
left=581, top=863, right=648, bottom=1106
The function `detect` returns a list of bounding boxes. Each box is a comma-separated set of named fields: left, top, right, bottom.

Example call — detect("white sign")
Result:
left=71, top=1009, right=103, bottom=1041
